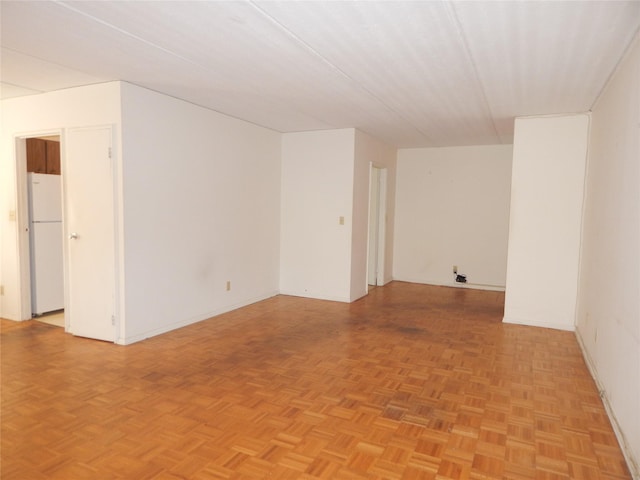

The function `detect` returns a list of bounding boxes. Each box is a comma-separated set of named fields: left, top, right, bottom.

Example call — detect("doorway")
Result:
left=367, top=165, right=387, bottom=290
left=15, top=126, right=118, bottom=342
left=17, top=133, right=66, bottom=328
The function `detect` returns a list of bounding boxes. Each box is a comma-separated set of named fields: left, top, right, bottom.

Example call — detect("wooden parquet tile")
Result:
left=1, top=282, right=632, bottom=479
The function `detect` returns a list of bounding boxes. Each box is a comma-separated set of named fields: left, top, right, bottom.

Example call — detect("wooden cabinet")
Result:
left=26, top=138, right=47, bottom=173
left=45, top=140, right=61, bottom=174
left=26, top=138, right=60, bottom=175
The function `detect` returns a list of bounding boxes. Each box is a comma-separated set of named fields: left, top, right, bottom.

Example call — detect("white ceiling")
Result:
left=1, top=1, right=639, bottom=148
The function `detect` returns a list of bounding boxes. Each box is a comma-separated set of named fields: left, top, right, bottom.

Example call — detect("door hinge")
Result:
left=108, top=147, right=112, bottom=159
left=111, top=315, right=115, bottom=326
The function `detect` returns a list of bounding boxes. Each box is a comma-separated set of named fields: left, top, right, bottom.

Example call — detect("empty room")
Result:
left=1, top=1, right=638, bottom=479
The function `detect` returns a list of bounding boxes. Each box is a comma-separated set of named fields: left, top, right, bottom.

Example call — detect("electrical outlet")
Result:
left=453, top=265, right=458, bottom=274
left=226, top=281, right=231, bottom=291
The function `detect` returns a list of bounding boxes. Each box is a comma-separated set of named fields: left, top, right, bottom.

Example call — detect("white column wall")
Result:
left=280, top=129, right=355, bottom=302
left=119, top=83, right=281, bottom=343
left=504, top=114, right=589, bottom=330
left=575, top=35, right=639, bottom=476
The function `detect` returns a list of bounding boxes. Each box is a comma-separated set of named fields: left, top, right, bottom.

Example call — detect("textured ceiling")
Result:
left=1, top=1, right=639, bottom=148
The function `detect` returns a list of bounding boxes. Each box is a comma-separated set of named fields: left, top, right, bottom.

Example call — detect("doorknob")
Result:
left=69, top=232, right=78, bottom=240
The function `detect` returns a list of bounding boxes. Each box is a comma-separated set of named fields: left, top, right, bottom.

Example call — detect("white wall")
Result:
left=504, top=114, right=589, bottom=330
left=393, top=145, right=513, bottom=289
left=119, top=83, right=281, bottom=343
left=280, top=129, right=355, bottom=302
left=0, top=82, right=123, bottom=321
left=575, top=35, right=639, bottom=476
left=352, top=130, right=397, bottom=299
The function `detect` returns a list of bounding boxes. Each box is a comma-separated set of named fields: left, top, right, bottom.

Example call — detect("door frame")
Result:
left=14, top=126, right=121, bottom=342
left=367, top=163, right=387, bottom=289
left=15, top=129, right=64, bottom=324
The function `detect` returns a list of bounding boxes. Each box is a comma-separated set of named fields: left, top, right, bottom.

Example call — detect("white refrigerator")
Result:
left=28, top=173, right=64, bottom=315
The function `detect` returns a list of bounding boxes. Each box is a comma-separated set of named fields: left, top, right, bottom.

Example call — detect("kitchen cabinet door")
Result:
left=46, top=140, right=61, bottom=175
left=26, top=138, right=47, bottom=173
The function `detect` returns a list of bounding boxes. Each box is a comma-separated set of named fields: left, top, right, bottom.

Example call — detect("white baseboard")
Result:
left=502, top=315, right=575, bottom=332
left=117, top=290, right=279, bottom=345
left=278, top=289, right=351, bottom=303
left=392, top=277, right=505, bottom=292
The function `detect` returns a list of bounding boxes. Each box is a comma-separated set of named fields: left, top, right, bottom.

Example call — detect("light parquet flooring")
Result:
left=1, top=282, right=631, bottom=479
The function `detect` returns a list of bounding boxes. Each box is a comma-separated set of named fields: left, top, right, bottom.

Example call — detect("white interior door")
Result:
left=65, top=126, right=116, bottom=342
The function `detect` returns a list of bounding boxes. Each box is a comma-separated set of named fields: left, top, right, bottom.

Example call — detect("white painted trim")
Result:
left=278, top=290, right=351, bottom=303
left=450, top=282, right=505, bottom=292
left=118, top=290, right=280, bottom=345
left=366, top=163, right=378, bottom=288
left=575, top=328, right=640, bottom=479
left=502, top=316, right=575, bottom=332
left=376, top=168, right=387, bottom=287
left=393, top=277, right=505, bottom=292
